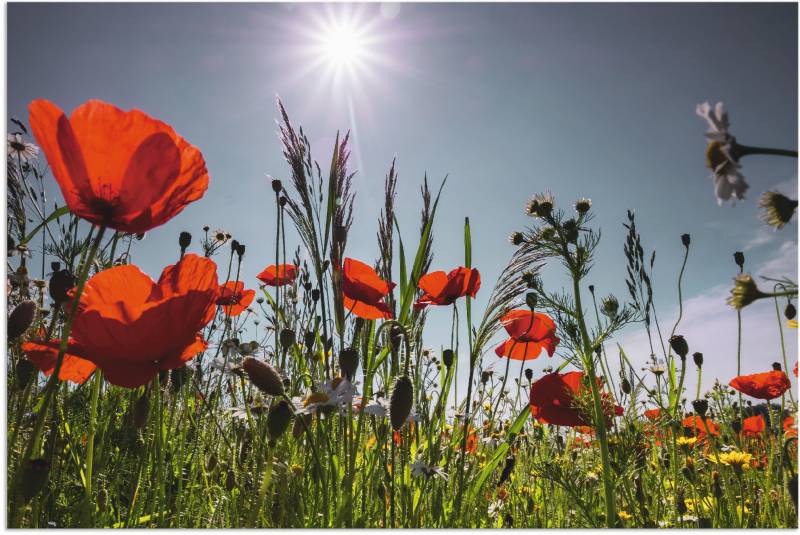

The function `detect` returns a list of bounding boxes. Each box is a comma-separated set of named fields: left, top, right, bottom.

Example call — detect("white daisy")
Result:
left=7, top=133, right=39, bottom=164
left=294, top=377, right=358, bottom=416
left=696, top=102, right=748, bottom=204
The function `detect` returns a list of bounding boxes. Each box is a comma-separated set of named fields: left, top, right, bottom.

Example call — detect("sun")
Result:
left=320, top=22, right=366, bottom=69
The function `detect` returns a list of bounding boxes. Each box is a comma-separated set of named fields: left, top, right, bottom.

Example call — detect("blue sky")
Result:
left=7, top=3, right=798, bottom=398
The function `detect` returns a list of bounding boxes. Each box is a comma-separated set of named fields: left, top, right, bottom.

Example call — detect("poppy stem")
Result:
left=82, top=370, right=103, bottom=525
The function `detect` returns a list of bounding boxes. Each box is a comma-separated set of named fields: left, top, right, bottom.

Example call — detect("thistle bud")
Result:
left=267, top=399, right=293, bottom=441
left=442, top=349, right=454, bottom=368
left=20, top=458, right=50, bottom=502
left=785, top=303, right=797, bottom=320
left=179, top=231, right=192, bottom=251
left=242, top=357, right=284, bottom=396
left=133, top=392, right=150, bottom=429
left=669, top=335, right=688, bottom=359
left=339, top=348, right=359, bottom=380
left=389, top=375, right=413, bottom=431
left=733, top=251, right=745, bottom=269
left=692, top=352, right=703, bottom=368
left=8, top=300, right=36, bottom=339
left=574, top=198, right=592, bottom=214
left=681, top=234, right=690, bottom=247
left=692, top=399, right=708, bottom=418
left=601, top=295, right=619, bottom=318
left=16, top=359, right=36, bottom=390
left=48, top=270, right=76, bottom=304
left=279, top=328, right=296, bottom=349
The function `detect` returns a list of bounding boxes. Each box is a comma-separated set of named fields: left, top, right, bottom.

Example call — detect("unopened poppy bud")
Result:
left=133, top=392, right=150, bottom=429
left=525, top=292, right=537, bottom=310
left=279, top=195, right=288, bottom=208
left=242, top=357, right=284, bottom=396
left=669, top=335, right=688, bottom=359
left=303, top=331, right=315, bottom=349
left=49, top=270, right=76, bottom=304
left=339, top=348, right=359, bottom=379
left=785, top=303, right=797, bottom=320
left=235, top=243, right=246, bottom=257
left=311, top=288, right=320, bottom=302
left=733, top=251, right=745, bottom=268
left=389, top=375, right=413, bottom=431
left=621, top=378, right=632, bottom=395
left=16, top=359, right=36, bottom=390
left=389, top=325, right=403, bottom=351
left=497, top=455, right=515, bottom=487
left=135, top=233, right=145, bottom=241
left=8, top=300, right=36, bottom=339
left=271, top=178, right=282, bottom=193
left=681, top=234, right=690, bottom=247
left=481, top=370, right=492, bottom=384
left=442, top=349, right=454, bottom=368
left=267, top=399, right=293, bottom=441
left=525, top=368, right=533, bottom=381
left=279, top=328, right=296, bottom=349
left=179, top=231, right=192, bottom=250
left=731, top=420, right=741, bottom=434
left=692, top=399, right=708, bottom=418
left=772, top=362, right=782, bottom=371
left=231, top=239, right=240, bottom=253
left=20, top=458, right=50, bottom=502
left=693, top=352, right=703, bottom=368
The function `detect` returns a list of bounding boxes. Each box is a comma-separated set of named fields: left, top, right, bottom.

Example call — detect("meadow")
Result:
left=5, top=97, right=799, bottom=528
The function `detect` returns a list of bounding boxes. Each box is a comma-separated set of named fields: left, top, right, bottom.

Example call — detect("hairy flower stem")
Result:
left=773, top=293, right=794, bottom=403
left=82, top=370, right=103, bottom=525
left=735, top=144, right=798, bottom=159
left=248, top=446, right=274, bottom=527
left=9, top=225, right=106, bottom=527
left=572, top=275, right=616, bottom=527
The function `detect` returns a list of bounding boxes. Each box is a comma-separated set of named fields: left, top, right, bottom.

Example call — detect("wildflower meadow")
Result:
left=5, top=2, right=799, bottom=529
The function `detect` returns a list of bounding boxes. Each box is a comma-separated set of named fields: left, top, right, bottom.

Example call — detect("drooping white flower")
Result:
left=7, top=133, right=39, bottom=164
left=410, top=459, right=449, bottom=481
left=696, top=101, right=748, bottom=204
left=294, top=377, right=358, bottom=416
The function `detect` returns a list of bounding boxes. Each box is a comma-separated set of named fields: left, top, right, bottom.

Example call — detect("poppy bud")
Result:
left=681, top=234, right=690, bottom=247
left=267, top=399, right=293, bottom=441
left=389, top=375, right=413, bottom=431
left=731, top=420, right=741, bottom=434
left=525, top=368, right=533, bottom=381
left=442, top=349, right=454, bottom=368
left=179, top=231, right=192, bottom=251
left=293, top=412, right=313, bottom=439
left=8, top=300, right=36, bottom=339
left=497, top=455, right=515, bottom=487
left=621, top=378, right=632, bottom=395
left=693, top=352, right=703, bottom=368
left=16, top=359, right=36, bottom=390
left=339, top=348, right=359, bottom=380
left=279, top=328, right=296, bottom=349
left=236, top=243, right=246, bottom=257
left=271, top=178, right=282, bottom=193
left=733, top=251, right=745, bottom=268
left=303, top=331, right=315, bottom=349
left=242, top=357, right=284, bottom=397
left=669, top=335, right=688, bottom=359
left=692, top=399, right=708, bottom=418
left=133, top=392, right=150, bottom=429
left=231, top=239, right=240, bottom=253
left=311, top=288, right=320, bottom=302
left=785, top=303, right=797, bottom=320
left=49, top=269, right=76, bottom=304
left=481, top=370, right=492, bottom=384
left=20, top=458, right=50, bottom=502
left=525, top=292, right=537, bottom=310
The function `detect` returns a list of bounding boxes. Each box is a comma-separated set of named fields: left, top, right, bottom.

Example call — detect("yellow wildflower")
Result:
left=618, top=511, right=632, bottom=522
left=676, top=436, right=697, bottom=447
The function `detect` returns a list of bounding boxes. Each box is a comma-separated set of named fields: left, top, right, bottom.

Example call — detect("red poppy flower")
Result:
left=741, top=414, right=766, bottom=437
left=794, top=361, right=798, bottom=378
left=26, top=254, right=219, bottom=388
left=216, top=281, right=255, bottom=316
left=529, top=371, right=622, bottom=427
left=495, top=310, right=560, bottom=360
left=729, top=370, right=791, bottom=400
left=28, top=99, right=209, bottom=234
left=784, top=416, right=797, bottom=438
left=466, top=428, right=479, bottom=454
left=644, top=408, right=662, bottom=421
left=22, top=339, right=96, bottom=384
left=414, top=267, right=481, bottom=309
left=341, top=258, right=395, bottom=320
left=682, top=416, right=720, bottom=437
left=256, top=264, right=299, bottom=287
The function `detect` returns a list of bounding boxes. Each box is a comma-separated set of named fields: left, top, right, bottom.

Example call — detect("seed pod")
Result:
left=668, top=335, right=688, bottom=359
left=772, top=362, right=783, bottom=371
left=16, top=359, right=36, bottom=390
left=692, top=399, right=708, bottom=418
left=8, top=300, right=36, bottom=339
left=48, top=269, right=76, bottom=304
left=20, top=458, right=50, bottom=502
left=179, top=231, right=192, bottom=251
left=621, top=378, right=632, bottom=395
left=242, top=357, right=284, bottom=396
left=442, top=349, right=454, bottom=368
left=481, top=371, right=491, bottom=384
left=525, top=292, right=537, bottom=310
left=497, top=455, right=515, bottom=487
left=389, top=375, right=413, bottom=431
left=133, top=392, right=150, bottom=429
left=681, top=234, right=691, bottom=247
left=271, top=178, right=283, bottom=193
left=339, top=348, right=359, bottom=380
left=267, top=399, right=293, bottom=441
left=733, top=251, right=745, bottom=268
left=524, top=368, right=533, bottom=381
left=292, top=413, right=313, bottom=439
left=693, top=352, right=703, bottom=368
left=785, top=303, right=797, bottom=320
left=279, top=328, right=296, bottom=349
